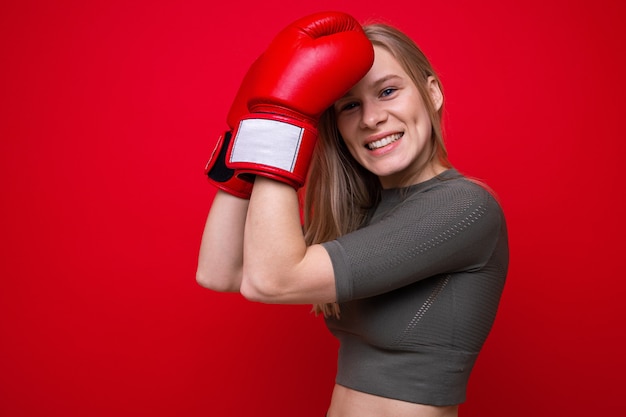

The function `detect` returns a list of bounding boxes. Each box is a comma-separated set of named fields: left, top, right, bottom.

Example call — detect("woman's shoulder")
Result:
left=373, top=169, right=505, bottom=225
left=413, top=169, right=498, bottom=200
left=402, top=169, right=505, bottom=219
left=445, top=174, right=497, bottom=198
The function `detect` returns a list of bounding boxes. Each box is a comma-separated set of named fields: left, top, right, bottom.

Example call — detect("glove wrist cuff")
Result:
left=227, top=115, right=317, bottom=189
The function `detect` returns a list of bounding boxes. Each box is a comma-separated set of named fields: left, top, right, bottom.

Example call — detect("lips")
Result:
left=366, top=132, right=403, bottom=150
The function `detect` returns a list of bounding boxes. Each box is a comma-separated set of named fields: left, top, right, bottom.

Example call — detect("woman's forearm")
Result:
left=196, top=190, right=249, bottom=292
left=241, top=177, right=336, bottom=304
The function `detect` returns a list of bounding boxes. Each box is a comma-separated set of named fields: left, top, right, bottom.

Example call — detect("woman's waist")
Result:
left=327, top=384, right=459, bottom=417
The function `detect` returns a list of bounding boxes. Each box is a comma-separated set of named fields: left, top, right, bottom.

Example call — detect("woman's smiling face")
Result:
left=334, top=46, right=444, bottom=188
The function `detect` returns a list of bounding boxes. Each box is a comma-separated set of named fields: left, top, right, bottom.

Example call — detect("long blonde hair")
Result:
left=303, top=23, right=450, bottom=317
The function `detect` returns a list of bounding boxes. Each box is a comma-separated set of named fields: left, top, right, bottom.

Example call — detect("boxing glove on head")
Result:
left=227, top=11, right=374, bottom=189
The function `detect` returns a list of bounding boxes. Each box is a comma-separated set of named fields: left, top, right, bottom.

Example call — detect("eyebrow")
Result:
left=370, top=74, right=403, bottom=89
left=337, top=74, right=404, bottom=104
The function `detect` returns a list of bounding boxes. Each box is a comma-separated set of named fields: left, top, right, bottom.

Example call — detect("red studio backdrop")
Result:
left=1, top=0, right=624, bottom=416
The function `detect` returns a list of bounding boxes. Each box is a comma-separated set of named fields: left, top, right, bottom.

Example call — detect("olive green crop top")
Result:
left=322, top=169, right=509, bottom=406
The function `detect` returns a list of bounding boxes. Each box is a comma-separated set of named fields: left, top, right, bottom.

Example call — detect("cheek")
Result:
left=335, top=115, right=350, bottom=139
left=408, top=107, right=433, bottom=138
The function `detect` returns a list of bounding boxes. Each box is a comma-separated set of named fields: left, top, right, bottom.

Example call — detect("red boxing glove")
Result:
left=226, top=11, right=374, bottom=189
left=204, top=60, right=259, bottom=199
left=204, top=131, right=252, bottom=199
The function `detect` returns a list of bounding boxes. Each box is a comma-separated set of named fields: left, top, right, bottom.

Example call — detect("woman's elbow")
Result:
left=195, top=268, right=241, bottom=293
left=239, top=270, right=282, bottom=303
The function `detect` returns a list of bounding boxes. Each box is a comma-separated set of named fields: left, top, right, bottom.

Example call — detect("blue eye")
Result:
left=381, top=88, right=396, bottom=97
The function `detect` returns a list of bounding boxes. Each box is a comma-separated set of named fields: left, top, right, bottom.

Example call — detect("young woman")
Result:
left=197, top=13, right=509, bottom=417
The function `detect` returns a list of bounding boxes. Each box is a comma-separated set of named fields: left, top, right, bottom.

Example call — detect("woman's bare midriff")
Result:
left=327, top=384, right=459, bottom=417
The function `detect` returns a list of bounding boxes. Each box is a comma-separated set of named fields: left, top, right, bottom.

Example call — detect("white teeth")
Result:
left=367, top=133, right=403, bottom=150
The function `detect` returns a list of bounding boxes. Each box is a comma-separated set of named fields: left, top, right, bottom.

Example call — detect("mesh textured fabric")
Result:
left=322, top=169, right=509, bottom=406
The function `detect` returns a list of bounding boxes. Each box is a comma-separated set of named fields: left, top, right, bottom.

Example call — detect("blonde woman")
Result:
left=198, top=12, right=509, bottom=417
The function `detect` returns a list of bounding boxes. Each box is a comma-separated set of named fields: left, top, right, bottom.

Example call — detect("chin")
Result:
left=373, top=161, right=412, bottom=178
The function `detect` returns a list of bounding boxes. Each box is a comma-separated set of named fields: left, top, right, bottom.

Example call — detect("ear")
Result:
left=427, top=76, right=443, bottom=111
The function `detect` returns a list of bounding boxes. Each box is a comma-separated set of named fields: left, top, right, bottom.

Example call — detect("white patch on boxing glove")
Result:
left=230, top=118, right=304, bottom=173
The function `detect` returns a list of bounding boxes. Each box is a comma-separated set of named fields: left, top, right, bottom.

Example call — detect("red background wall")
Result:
left=1, top=0, right=624, bottom=416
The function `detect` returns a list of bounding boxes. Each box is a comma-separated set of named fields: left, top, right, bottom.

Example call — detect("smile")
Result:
left=366, top=133, right=403, bottom=150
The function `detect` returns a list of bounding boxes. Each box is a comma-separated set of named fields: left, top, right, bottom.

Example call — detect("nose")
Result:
left=359, top=99, right=387, bottom=129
